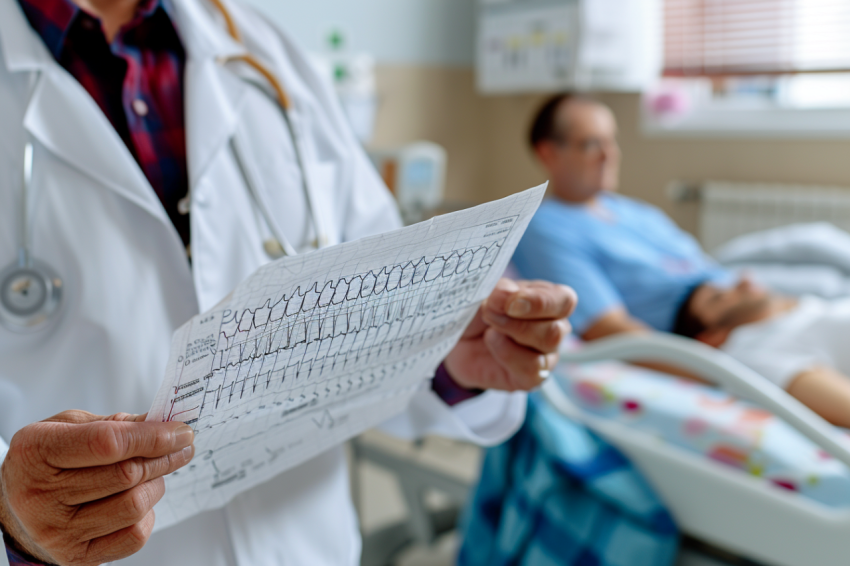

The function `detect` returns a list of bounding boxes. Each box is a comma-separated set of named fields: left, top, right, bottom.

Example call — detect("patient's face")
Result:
left=689, top=279, right=773, bottom=332
left=544, top=101, right=621, bottom=203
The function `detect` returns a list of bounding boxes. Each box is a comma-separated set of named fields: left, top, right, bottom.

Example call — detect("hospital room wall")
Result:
left=371, top=66, right=850, bottom=237
left=246, top=0, right=850, bottom=238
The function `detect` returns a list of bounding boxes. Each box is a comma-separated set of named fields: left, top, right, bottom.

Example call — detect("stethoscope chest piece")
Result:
left=0, top=260, right=62, bottom=332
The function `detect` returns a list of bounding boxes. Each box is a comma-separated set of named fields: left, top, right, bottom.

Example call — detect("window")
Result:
left=645, top=0, right=850, bottom=136
left=665, top=0, right=850, bottom=78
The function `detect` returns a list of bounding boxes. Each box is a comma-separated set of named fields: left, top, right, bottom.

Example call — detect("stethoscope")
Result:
left=0, top=142, right=63, bottom=333
left=0, top=0, right=327, bottom=333
left=186, top=0, right=328, bottom=258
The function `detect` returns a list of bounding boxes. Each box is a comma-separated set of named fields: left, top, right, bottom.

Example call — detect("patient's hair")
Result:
left=528, top=93, right=596, bottom=149
left=672, top=285, right=708, bottom=339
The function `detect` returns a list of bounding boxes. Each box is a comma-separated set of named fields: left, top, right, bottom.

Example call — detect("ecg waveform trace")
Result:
left=167, top=229, right=507, bottom=433
left=147, top=184, right=546, bottom=532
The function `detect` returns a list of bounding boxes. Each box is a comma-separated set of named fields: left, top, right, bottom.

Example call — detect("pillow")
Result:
left=714, top=222, right=850, bottom=275
left=727, top=263, right=850, bottom=299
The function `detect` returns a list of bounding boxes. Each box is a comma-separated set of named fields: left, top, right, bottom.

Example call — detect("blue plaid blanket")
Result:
left=458, top=392, right=679, bottom=566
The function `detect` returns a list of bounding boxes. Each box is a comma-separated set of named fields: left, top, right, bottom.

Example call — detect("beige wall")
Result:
left=371, top=65, right=850, bottom=235
left=370, top=66, right=486, bottom=207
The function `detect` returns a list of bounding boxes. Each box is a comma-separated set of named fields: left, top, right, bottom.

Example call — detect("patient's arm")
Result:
left=582, top=307, right=649, bottom=341
left=582, top=308, right=708, bottom=382
left=786, top=366, right=850, bottom=428
left=585, top=313, right=850, bottom=427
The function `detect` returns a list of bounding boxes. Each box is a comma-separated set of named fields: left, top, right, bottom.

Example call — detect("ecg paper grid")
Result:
left=147, top=184, right=546, bottom=530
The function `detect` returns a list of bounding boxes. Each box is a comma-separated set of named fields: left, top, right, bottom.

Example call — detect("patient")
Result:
left=675, top=279, right=850, bottom=427
left=514, top=93, right=732, bottom=339
left=513, top=93, right=850, bottom=426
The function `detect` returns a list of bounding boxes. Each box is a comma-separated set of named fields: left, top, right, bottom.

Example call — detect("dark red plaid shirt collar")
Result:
left=16, top=0, right=191, bottom=247
left=18, top=0, right=171, bottom=60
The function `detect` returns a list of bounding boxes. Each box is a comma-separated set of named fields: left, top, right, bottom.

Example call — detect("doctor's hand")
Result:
left=0, top=411, right=195, bottom=566
left=444, top=278, right=577, bottom=392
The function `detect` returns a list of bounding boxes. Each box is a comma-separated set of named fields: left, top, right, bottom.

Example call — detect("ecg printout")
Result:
left=147, top=184, right=546, bottom=529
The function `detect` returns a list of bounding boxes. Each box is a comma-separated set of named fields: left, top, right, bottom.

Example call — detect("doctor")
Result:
left=0, top=0, right=576, bottom=564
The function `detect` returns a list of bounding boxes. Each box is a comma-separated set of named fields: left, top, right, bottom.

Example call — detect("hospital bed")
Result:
left=354, top=332, right=850, bottom=566
left=354, top=222, right=850, bottom=565
left=548, top=333, right=850, bottom=566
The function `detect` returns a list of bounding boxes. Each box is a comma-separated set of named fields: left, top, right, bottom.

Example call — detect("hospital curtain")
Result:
left=663, top=0, right=850, bottom=77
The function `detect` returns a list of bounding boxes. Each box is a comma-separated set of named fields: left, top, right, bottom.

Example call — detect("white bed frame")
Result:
left=546, top=333, right=850, bottom=566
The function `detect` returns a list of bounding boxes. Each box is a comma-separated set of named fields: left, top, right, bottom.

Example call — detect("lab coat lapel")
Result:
left=4, top=0, right=250, bottom=229
left=183, top=58, right=247, bottom=187
left=0, top=0, right=45, bottom=72
left=0, top=0, right=169, bottom=224
left=169, top=0, right=248, bottom=187
left=23, top=68, right=169, bottom=224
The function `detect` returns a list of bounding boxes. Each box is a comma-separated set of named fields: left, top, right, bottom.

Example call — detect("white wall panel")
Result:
left=243, top=0, right=476, bottom=66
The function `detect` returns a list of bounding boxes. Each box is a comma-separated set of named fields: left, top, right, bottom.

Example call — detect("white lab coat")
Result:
left=0, top=0, right=526, bottom=564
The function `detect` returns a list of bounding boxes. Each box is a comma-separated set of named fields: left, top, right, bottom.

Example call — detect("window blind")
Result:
left=664, top=0, right=850, bottom=77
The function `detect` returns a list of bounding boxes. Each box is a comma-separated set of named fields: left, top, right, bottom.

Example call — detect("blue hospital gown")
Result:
left=512, top=193, right=732, bottom=334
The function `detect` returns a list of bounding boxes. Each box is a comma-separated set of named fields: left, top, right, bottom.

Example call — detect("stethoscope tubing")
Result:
left=18, top=142, right=32, bottom=268
left=281, top=103, right=328, bottom=250
left=226, top=73, right=327, bottom=254
left=229, top=132, right=298, bottom=258
left=204, top=0, right=328, bottom=257
left=1, top=139, right=63, bottom=333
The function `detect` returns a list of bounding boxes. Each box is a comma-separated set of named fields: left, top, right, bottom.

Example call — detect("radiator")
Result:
left=694, top=181, right=850, bottom=252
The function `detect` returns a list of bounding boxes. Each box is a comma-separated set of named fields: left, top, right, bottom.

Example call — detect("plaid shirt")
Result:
left=18, top=0, right=190, bottom=245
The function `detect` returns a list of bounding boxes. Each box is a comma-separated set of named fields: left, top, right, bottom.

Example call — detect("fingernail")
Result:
left=507, top=298, right=531, bottom=317
left=557, top=320, right=572, bottom=338
left=487, top=313, right=510, bottom=326
left=181, top=445, right=195, bottom=462
left=174, top=424, right=194, bottom=447
left=538, top=354, right=556, bottom=380
left=559, top=284, right=578, bottom=302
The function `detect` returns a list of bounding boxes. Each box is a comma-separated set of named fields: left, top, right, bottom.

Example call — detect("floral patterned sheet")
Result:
left=554, top=360, right=850, bottom=508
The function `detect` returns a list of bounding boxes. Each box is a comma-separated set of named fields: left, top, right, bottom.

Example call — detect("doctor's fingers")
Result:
left=458, top=305, right=489, bottom=340
left=58, top=446, right=195, bottom=506
left=486, top=280, right=577, bottom=321
left=60, top=510, right=157, bottom=566
left=22, top=419, right=195, bottom=469
left=484, top=329, right=559, bottom=391
left=482, top=311, right=571, bottom=353
left=63, top=478, right=165, bottom=543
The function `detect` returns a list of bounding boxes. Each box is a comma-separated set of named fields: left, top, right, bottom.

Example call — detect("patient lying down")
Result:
left=512, top=93, right=850, bottom=429
left=673, top=278, right=850, bottom=428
